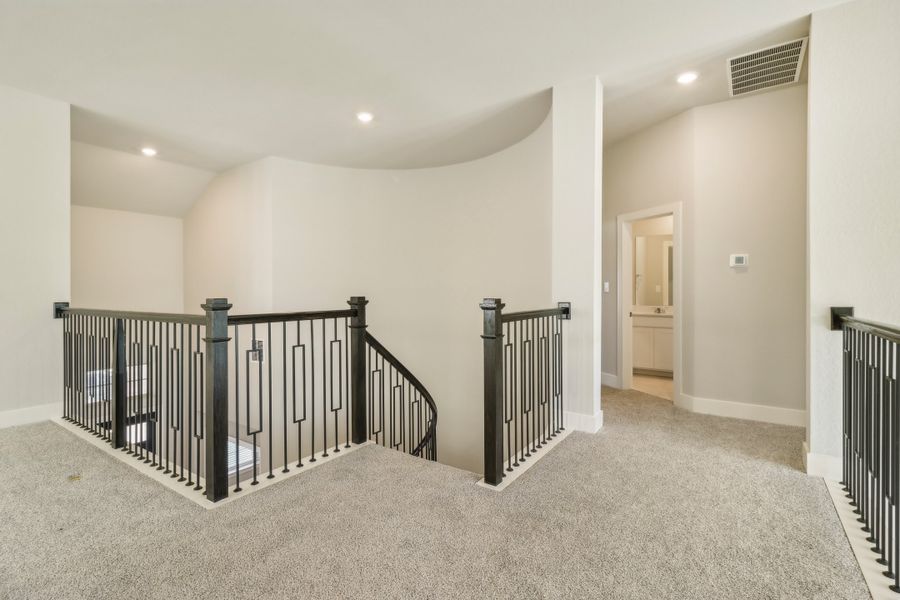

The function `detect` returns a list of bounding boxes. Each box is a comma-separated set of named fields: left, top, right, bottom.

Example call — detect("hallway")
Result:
left=0, top=388, right=865, bottom=599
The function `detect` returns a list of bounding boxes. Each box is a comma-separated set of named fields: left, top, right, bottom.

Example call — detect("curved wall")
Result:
left=184, top=116, right=552, bottom=471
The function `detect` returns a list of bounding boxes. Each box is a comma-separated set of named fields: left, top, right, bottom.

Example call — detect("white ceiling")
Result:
left=71, top=142, right=214, bottom=216
left=0, top=1, right=843, bottom=171
left=603, top=18, right=812, bottom=145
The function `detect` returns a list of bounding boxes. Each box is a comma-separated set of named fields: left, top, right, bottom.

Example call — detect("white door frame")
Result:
left=616, top=203, right=683, bottom=405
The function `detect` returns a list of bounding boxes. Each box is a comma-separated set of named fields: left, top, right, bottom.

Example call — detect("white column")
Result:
left=806, top=0, right=900, bottom=479
left=552, top=76, right=603, bottom=433
left=0, top=84, right=70, bottom=425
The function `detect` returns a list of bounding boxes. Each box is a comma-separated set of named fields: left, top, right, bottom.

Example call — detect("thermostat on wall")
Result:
left=729, top=254, right=749, bottom=268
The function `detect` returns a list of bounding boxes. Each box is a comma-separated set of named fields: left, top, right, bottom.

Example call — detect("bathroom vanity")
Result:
left=632, top=309, right=673, bottom=375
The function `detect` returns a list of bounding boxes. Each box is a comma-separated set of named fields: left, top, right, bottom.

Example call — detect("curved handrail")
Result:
left=364, top=331, right=437, bottom=460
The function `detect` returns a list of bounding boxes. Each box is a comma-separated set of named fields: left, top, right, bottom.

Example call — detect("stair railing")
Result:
left=480, top=298, right=571, bottom=486
left=831, top=306, right=900, bottom=591
left=53, top=296, right=437, bottom=503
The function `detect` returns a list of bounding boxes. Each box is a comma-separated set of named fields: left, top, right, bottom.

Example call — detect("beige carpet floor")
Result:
left=0, top=387, right=868, bottom=599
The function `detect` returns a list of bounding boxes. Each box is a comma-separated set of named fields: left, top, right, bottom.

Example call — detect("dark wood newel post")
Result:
left=202, top=298, right=232, bottom=502
left=481, top=297, right=504, bottom=486
left=112, top=318, right=127, bottom=449
left=349, top=296, right=368, bottom=444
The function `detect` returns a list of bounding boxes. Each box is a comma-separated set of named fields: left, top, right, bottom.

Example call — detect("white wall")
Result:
left=602, top=111, right=694, bottom=377
left=183, top=117, right=553, bottom=472
left=0, top=85, right=69, bottom=421
left=552, top=77, right=604, bottom=431
left=807, top=0, right=900, bottom=463
left=183, top=159, right=273, bottom=314
left=71, top=205, right=184, bottom=312
left=603, top=85, right=808, bottom=417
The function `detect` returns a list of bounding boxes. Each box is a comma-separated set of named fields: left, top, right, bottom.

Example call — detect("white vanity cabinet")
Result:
left=632, top=314, right=673, bottom=374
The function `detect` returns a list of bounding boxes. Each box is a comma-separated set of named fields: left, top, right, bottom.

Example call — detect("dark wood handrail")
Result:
left=840, top=317, right=900, bottom=345
left=228, top=308, right=356, bottom=325
left=501, top=304, right=571, bottom=323
left=58, top=306, right=205, bottom=325
left=832, top=307, right=900, bottom=344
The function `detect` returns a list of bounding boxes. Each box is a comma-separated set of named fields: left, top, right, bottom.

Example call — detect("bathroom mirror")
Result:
left=633, top=233, right=674, bottom=307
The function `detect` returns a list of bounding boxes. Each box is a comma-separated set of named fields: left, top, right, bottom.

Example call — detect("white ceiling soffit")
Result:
left=71, top=142, right=215, bottom=217
left=728, top=37, right=808, bottom=97
left=0, top=1, right=844, bottom=171
left=603, top=18, right=812, bottom=146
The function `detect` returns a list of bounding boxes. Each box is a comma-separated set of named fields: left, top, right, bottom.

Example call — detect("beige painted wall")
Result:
left=807, top=0, right=900, bottom=459
left=183, top=117, right=552, bottom=472
left=603, top=85, right=807, bottom=411
left=71, top=205, right=184, bottom=312
left=183, top=159, right=273, bottom=315
left=602, top=111, right=694, bottom=376
left=0, top=85, right=69, bottom=415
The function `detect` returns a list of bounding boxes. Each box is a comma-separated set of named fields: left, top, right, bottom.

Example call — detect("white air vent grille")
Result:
left=728, top=37, right=808, bottom=97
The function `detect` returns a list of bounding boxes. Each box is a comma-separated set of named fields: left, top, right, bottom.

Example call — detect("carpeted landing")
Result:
left=0, top=387, right=868, bottom=599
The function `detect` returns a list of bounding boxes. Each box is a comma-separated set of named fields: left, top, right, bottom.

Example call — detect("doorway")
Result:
left=617, top=204, right=683, bottom=404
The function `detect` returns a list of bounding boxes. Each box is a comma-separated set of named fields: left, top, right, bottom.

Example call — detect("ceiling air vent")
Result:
left=727, top=37, right=808, bottom=97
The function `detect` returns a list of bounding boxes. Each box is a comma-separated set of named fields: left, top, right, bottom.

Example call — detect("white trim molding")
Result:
left=600, top=372, right=620, bottom=388
left=803, top=441, right=842, bottom=481
left=826, top=479, right=892, bottom=600
left=53, top=418, right=372, bottom=509
left=476, top=429, right=573, bottom=491
left=677, top=393, right=806, bottom=427
left=616, top=203, right=684, bottom=407
left=564, top=409, right=604, bottom=433
left=0, top=402, right=61, bottom=429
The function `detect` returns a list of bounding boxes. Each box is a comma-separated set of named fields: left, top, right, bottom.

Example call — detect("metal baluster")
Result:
left=885, top=343, right=900, bottom=592
left=876, top=336, right=886, bottom=556
left=194, top=324, right=203, bottom=490
left=294, top=320, right=307, bottom=468
left=234, top=325, right=242, bottom=493
left=321, top=319, right=328, bottom=459
left=187, top=325, right=193, bottom=480
left=378, top=348, right=384, bottom=447
left=250, top=323, right=260, bottom=485
left=310, top=320, right=317, bottom=463
left=150, top=322, right=159, bottom=467
left=282, top=321, right=289, bottom=473
left=514, top=320, right=521, bottom=466
left=267, top=321, right=274, bottom=479
left=504, top=322, right=512, bottom=472
left=344, top=317, right=351, bottom=449
left=333, top=318, right=342, bottom=453
left=177, top=323, right=184, bottom=480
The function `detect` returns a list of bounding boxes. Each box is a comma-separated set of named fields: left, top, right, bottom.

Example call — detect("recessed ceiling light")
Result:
left=141, top=147, right=157, bottom=157
left=356, top=112, right=374, bottom=124
left=677, top=72, right=698, bottom=85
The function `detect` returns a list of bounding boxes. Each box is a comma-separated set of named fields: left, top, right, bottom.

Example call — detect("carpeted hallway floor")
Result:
left=0, top=387, right=868, bottom=600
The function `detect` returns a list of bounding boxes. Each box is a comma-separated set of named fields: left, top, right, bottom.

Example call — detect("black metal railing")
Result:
left=832, top=307, right=900, bottom=592
left=480, top=298, right=570, bottom=486
left=54, top=296, right=437, bottom=502
left=365, top=332, right=437, bottom=461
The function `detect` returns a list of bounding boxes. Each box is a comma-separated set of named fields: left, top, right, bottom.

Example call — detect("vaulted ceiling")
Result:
left=0, top=1, right=842, bottom=171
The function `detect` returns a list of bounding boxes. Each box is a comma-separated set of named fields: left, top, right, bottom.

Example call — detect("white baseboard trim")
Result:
left=600, top=372, right=620, bottom=388
left=803, top=441, right=843, bottom=481
left=476, top=429, right=572, bottom=491
left=52, top=417, right=372, bottom=510
left=564, top=409, right=603, bottom=434
left=826, top=479, right=893, bottom=600
left=0, top=402, right=61, bottom=429
left=677, top=393, right=806, bottom=427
